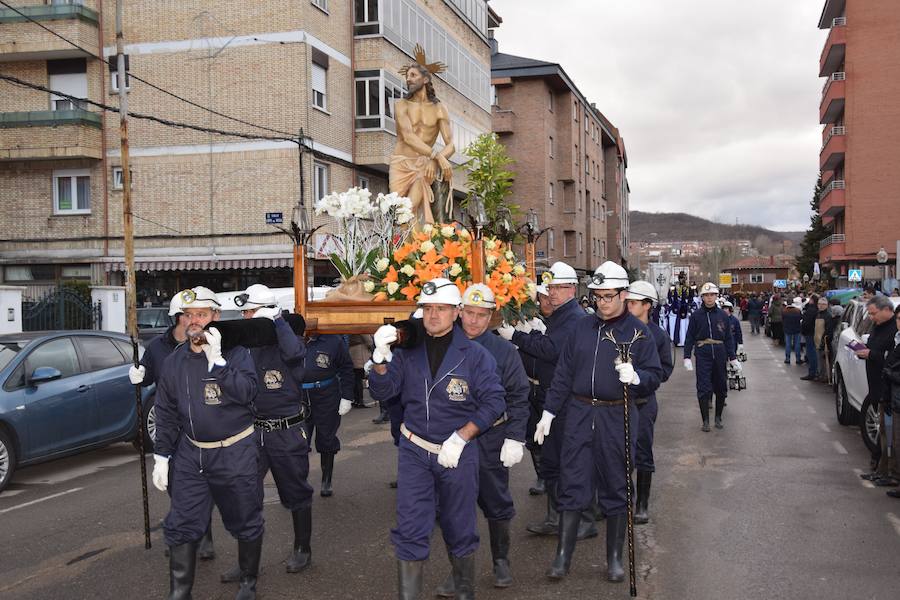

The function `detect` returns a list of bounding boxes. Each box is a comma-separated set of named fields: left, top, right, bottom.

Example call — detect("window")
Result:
left=312, top=63, right=327, bottom=110
left=491, top=84, right=498, bottom=106
left=548, top=229, right=555, bottom=251
left=51, top=0, right=84, bottom=4
left=548, top=91, right=553, bottom=112
left=76, top=336, right=128, bottom=372
left=574, top=100, right=578, bottom=121
left=548, top=182, right=554, bottom=205
left=313, top=162, right=329, bottom=203
left=548, top=136, right=553, bottom=158
left=750, top=273, right=764, bottom=284
left=358, top=175, right=370, bottom=190
left=354, top=70, right=405, bottom=131
left=602, top=240, right=607, bottom=258
left=112, top=167, right=133, bottom=190
left=574, top=144, right=578, bottom=166
left=585, top=156, right=590, bottom=175
left=578, top=232, right=583, bottom=253
left=108, top=55, right=130, bottom=92
left=354, top=0, right=379, bottom=34
left=26, top=338, right=81, bottom=379
left=311, top=0, right=328, bottom=12
left=564, top=231, right=576, bottom=257
left=53, top=169, right=91, bottom=214
left=48, top=58, right=87, bottom=112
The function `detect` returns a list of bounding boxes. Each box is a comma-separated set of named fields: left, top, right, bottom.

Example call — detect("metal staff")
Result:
left=603, top=328, right=644, bottom=598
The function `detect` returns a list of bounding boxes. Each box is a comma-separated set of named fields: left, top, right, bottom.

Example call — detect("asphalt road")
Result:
left=1, top=323, right=898, bottom=599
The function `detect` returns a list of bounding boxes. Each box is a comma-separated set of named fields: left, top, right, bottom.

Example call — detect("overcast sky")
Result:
left=489, top=0, right=826, bottom=231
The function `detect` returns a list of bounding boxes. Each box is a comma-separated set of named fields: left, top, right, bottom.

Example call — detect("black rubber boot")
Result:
left=320, top=453, right=334, bottom=497
left=634, top=471, right=652, bottom=525
left=545, top=510, right=580, bottom=579
left=220, top=563, right=240, bottom=584
left=699, top=395, right=711, bottom=432
left=528, top=447, right=545, bottom=495
left=449, top=553, right=476, bottom=600
left=606, top=513, right=626, bottom=583
left=715, top=415, right=724, bottom=429
left=198, top=521, right=215, bottom=560
left=372, top=402, right=390, bottom=424
left=168, top=542, right=197, bottom=600
left=576, top=510, right=598, bottom=540
left=235, top=535, right=263, bottom=600
left=398, top=559, right=424, bottom=600
left=489, top=519, right=513, bottom=588
left=434, top=571, right=455, bottom=598
left=526, top=480, right=559, bottom=535
left=285, top=506, right=312, bottom=573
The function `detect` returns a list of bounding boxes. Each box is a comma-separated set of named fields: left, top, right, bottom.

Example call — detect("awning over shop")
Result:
left=104, top=256, right=293, bottom=272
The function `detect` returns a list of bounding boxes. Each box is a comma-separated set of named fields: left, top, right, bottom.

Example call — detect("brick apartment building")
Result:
left=488, top=34, right=628, bottom=277
left=0, top=0, right=497, bottom=302
left=817, top=0, right=900, bottom=284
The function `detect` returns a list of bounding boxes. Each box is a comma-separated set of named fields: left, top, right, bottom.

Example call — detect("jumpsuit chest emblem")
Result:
left=315, top=352, right=330, bottom=369
left=203, top=382, right=222, bottom=405
left=446, top=378, right=469, bottom=402
left=716, top=321, right=726, bottom=333
left=264, top=369, right=284, bottom=390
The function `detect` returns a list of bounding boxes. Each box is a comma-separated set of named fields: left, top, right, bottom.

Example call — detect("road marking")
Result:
left=832, top=441, right=848, bottom=455
left=818, top=422, right=832, bottom=433
left=0, top=487, right=83, bottom=514
left=853, top=468, right=875, bottom=488
left=887, top=513, right=900, bottom=537
left=11, top=452, right=137, bottom=486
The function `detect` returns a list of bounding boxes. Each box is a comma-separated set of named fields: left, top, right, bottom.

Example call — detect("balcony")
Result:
left=820, top=72, right=845, bottom=124
left=820, top=126, right=846, bottom=172
left=819, top=178, right=846, bottom=218
left=492, top=109, right=515, bottom=134
left=0, top=109, right=102, bottom=161
left=0, top=4, right=99, bottom=61
left=818, top=0, right=846, bottom=29
left=819, top=18, right=846, bottom=77
left=819, top=234, right=846, bottom=264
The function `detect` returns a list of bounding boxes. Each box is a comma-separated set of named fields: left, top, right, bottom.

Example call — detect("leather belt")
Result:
left=254, top=412, right=307, bottom=432
left=301, top=377, right=334, bottom=390
left=574, top=394, right=624, bottom=407
left=399, top=423, right=442, bottom=455
left=188, top=425, right=255, bottom=449
left=696, top=339, right=724, bottom=347
left=493, top=413, right=508, bottom=427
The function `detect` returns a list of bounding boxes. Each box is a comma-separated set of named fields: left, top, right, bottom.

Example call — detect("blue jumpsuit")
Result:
left=545, top=311, right=662, bottom=516
left=472, top=331, right=530, bottom=521
left=511, top=298, right=588, bottom=487
left=155, top=343, right=262, bottom=547
left=139, top=325, right=181, bottom=387
left=520, top=348, right=544, bottom=454
left=684, top=304, right=736, bottom=418
left=301, top=335, right=354, bottom=454
left=728, top=314, right=744, bottom=346
left=249, top=318, right=313, bottom=511
left=369, top=326, right=506, bottom=561
left=636, top=323, right=674, bottom=473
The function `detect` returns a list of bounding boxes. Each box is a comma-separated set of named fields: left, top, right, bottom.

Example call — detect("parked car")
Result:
left=832, top=297, right=900, bottom=453
left=0, top=331, right=154, bottom=493
left=136, top=307, right=174, bottom=342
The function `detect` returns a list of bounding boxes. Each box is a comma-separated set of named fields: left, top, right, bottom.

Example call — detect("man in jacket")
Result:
left=782, top=298, right=803, bottom=364
left=769, top=294, right=783, bottom=344
left=747, top=294, right=764, bottom=335
left=800, top=295, right=819, bottom=380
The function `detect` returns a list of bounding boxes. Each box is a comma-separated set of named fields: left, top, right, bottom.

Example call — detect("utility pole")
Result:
left=117, top=0, right=151, bottom=550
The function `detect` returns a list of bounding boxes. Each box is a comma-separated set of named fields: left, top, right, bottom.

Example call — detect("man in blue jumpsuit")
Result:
left=130, top=293, right=218, bottom=560
left=152, top=287, right=263, bottom=600
left=369, top=278, right=506, bottom=600
left=722, top=300, right=745, bottom=358
left=497, top=262, right=597, bottom=541
left=434, top=284, right=530, bottom=595
left=684, top=282, right=741, bottom=431
left=218, top=284, right=312, bottom=585
left=301, top=331, right=354, bottom=497
left=534, top=262, right=663, bottom=583
left=520, top=284, right=552, bottom=496
left=625, top=281, right=674, bottom=525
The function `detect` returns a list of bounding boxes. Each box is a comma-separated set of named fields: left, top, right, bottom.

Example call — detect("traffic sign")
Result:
left=773, top=279, right=787, bottom=288
left=718, top=273, right=733, bottom=288
left=265, top=212, right=283, bottom=225
left=848, top=269, right=863, bottom=282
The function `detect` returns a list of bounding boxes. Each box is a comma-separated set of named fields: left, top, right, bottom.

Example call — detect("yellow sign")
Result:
left=718, top=273, right=733, bottom=288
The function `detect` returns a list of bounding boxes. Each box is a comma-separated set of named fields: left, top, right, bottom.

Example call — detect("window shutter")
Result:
left=312, top=64, right=327, bottom=94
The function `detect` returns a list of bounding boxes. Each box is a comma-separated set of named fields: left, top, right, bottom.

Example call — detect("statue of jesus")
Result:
left=389, top=45, right=455, bottom=225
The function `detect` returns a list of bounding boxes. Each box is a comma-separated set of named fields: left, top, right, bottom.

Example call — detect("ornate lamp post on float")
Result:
left=518, top=208, right=551, bottom=280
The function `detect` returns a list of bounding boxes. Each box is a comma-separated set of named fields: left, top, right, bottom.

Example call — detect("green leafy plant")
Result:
left=461, top=133, right=518, bottom=230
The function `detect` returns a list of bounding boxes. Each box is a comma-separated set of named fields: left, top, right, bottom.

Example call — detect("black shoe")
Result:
left=784, top=360, right=790, bottom=364
left=235, top=535, right=263, bottom=600
left=528, top=448, right=545, bottom=495
left=546, top=511, right=580, bottom=579
left=286, top=507, right=312, bottom=573
left=168, top=542, right=197, bottom=600
left=702, top=420, right=711, bottom=432
left=715, top=416, right=724, bottom=429
left=198, top=526, right=215, bottom=561
left=320, top=453, right=334, bottom=497
left=372, top=407, right=390, bottom=424
left=887, top=489, right=900, bottom=498
left=526, top=482, right=559, bottom=535
left=434, top=571, right=455, bottom=598
left=800, top=375, right=815, bottom=381
left=634, top=471, right=652, bottom=525
left=397, top=560, right=424, bottom=600
left=576, top=511, right=598, bottom=540
left=606, top=513, right=626, bottom=583
left=220, top=564, right=241, bottom=584
left=873, top=477, right=900, bottom=487
left=489, top=519, right=513, bottom=588
left=529, top=478, right=546, bottom=495
left=449, top=553, right=476, bottom=600
left=860, top=472, right=880, bottom=481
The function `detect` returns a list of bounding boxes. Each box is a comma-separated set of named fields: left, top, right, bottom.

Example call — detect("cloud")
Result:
left=489, top=0, right=826, bottom=230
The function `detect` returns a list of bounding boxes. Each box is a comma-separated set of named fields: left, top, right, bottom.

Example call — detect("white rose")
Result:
left=422, top=223, right=434, bottom=234
left=375, top=258, right=390, bottom=272
left=505, top=250, right=515, bottom=260
left=449, top=263, right=462, bottom=277
left=513, top=264, right=525, bottom=276
left=485, top=239, right=497, bottom=250
left=420, top=240, right=435, bottom=253
left=387, top=281, right=400, bottom=295
left=502, top=273, right=513, bottom=284
left=441, top=225, right=455, bottom=238
left=400, top=264, right=416, bottom=277
left=363, top=280, right=376, bottom=293
left=458, top=228, right=471, bottom=239
left=486, top=255, right=497, bottom=268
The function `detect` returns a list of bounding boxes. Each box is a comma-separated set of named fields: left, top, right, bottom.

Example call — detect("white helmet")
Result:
left=541, top=261, right=578, bottom=285
left=721, top=300, right=734, bottom=309
left=587, top=261, right=629, bottom=290
left=179, top=286, right=221, bottom=310
left=235, top=283, right=277, bottom=308
left=462, top=283, right=496, bottom=309
left=699, top=282, right=719, bottom=295
left=168, top=292, right=185, bottom=316
left=535, top=284, right=550, bottom=297
left=626, top=280, right=658, bottom=304
left=417, top=278, right=462, bottom=306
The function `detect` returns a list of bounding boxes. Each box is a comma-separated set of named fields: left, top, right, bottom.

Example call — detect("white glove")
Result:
left=412, top=308, right=424, bottom=319
left=338, top=398, right=352, bottom=416
left=363, top=359, right=374, bottom=375
left=533, top=410, right=555, bottom=445
left=499, top=439, right=525, bottom=468
left=129, top=365, right=145, bottom=385
left=437, top=431, right=468, bottom=469
left=684, top=358, right=694, bottom=371
left=496, top=322, right=515, bottom=341
left=615, top=361, right=640, bottom=385
left=729, top=359, right=742, bottom=372
left=514, top=320, right=533, bottom=334
left=253, top=305, right=281, bottom=320
left=529, top=317, right=547, bottom=334
left=737, top=344, right=744, bottom=354
left=372, top=324, right=397, bottom=364
left=152, top=454, right=169, bottom=492
left=200, top=327, right=226, bottom=371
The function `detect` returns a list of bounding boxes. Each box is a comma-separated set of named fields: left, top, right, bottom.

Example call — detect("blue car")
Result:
left=0, top=331, right=154, bottom=493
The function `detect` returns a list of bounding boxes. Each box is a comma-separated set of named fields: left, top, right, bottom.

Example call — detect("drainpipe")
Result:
left=97, top=0, right=111, bottom=282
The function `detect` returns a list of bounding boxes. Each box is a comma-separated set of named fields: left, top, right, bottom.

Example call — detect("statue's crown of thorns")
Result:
left=399, top=44, right=447, bottom=76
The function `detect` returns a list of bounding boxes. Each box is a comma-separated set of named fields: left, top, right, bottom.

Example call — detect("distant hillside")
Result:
left=630, top=211, right=804, bottom=245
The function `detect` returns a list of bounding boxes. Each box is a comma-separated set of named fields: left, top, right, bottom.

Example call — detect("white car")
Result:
left=832, top=296, right=900, bottom=453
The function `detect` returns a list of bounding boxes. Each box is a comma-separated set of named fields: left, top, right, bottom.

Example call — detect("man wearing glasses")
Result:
left=533, top=261, right=663, bottom=583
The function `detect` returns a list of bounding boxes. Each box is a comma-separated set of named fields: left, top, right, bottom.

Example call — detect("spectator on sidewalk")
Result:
left=800, top=295, right=819, bottom=380
left=883, top=305, right=900, bottom=498
left=747, top=294, right=763, bottom=335
left=769, top=294, right=784, bottom=345
left=782, top=298, right=803, bottom=364
left=814, top=297, right=836, bottom=383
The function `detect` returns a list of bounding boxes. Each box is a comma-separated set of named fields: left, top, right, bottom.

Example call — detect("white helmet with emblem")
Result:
left=626, top=280, right=659, bottom=304
left=541, top=261, right=578, bottom=285
left=587, top=261, right=629, bottom=290
left=462, top=283, right=496, bottom=309
left=235, top=283, right=277, bottom=308
left=699, top=282, right=719, bottom=295
left=168, top=292, right=185, bottom=316
left=179, top=286, right=221, bottom=310
left=417, top=278, right=462, bottom=306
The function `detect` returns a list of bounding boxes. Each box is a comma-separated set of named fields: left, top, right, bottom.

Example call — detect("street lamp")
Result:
left=877, top=245, right=889, bottom=289
left=517, top=208, right=550, bottom=279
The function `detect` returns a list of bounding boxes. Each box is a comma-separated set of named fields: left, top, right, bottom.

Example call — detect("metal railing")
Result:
left=819, top=179, right=846, bottom=200
left=822, top=125, right=846, bottom=150
left=820, top=234, right=846, bottom=249
left=823, top=71, right=846, bottom=96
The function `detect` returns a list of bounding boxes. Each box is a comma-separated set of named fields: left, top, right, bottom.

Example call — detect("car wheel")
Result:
left=133, top=397, right=156, bottom=454
left=834, top=369, right=855, bottom=426
left=859, top=395, right=880, bottom=456
left=0, top=428, right=16, bottom=494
